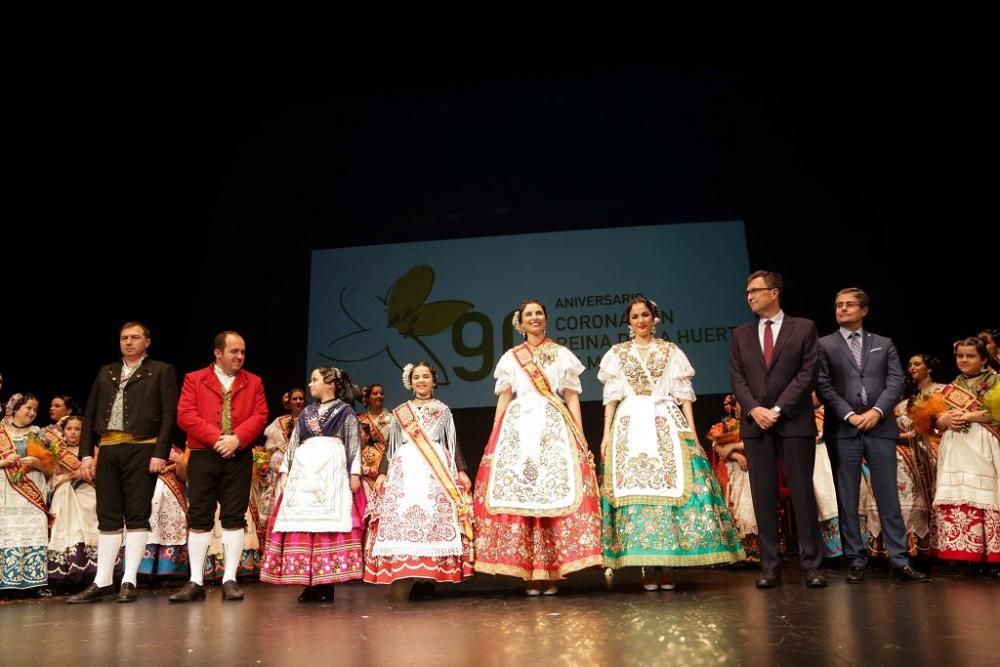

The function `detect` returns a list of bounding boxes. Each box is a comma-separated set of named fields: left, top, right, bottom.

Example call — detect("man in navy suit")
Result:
left=729, top=271, right=826, bottom=589
left=816, top=288, right=928, bottom=583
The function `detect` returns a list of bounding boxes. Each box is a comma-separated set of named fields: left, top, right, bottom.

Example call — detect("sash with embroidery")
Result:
left=43, top=426, right=83, bottom=475
left=393, top=402, right=473, bottom=541
left=160, top=468, right=189, bottom=514
left=359, top=412, right=388, bottom=449
left=358, top=412, right=388, bottom=477
left=50, top=445, right=85, bottom=493
left=276, top=414, right=294, bottom=453
left=58, top=446, right=82, bottom=473
left=604, top=340, right=692, bottom=507
left=942, top=383, right=1000, bottom=442
left=156, top=448, right=190, bottom=515
left=512, top=343, right=591, bottom=462
left=0, top=429, right=50, bottom=518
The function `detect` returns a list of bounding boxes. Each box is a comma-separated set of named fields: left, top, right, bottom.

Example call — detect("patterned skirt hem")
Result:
left=47, top=561, right=98, bottom=581
left=0, top=582, right=46, bottom=590
left=932, top=549, right=1000, bottom=563
left=259, top=569, right=364, bottom=586
left=364, top=555, right=474, bottom=584
left=602, top=549, right=746, bottom=570
left=47, top=544, right=98, bottom=582
left=473, top=554, right=603, bottom=581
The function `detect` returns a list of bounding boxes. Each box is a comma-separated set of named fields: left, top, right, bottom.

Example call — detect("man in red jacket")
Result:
left=169, top=331, right=268, bottom=602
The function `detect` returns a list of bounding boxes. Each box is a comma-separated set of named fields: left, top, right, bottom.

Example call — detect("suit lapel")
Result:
left=833, top=333, right=857, bottom=369
left=109, top=361, right=151, bottom=388
left=201, top=369, right=224, bottom=398
left=860, top=332, right=874, bottom=372
left=231, top=372, right=248, bottom=397
left=127, top=367, right=152, bottom=388
left=748, top=322, right=767, bottom=370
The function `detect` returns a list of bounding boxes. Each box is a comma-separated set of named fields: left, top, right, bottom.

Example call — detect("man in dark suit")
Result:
left=816, top=288, right=928, bottom=583
left=67, top=322, right=179, bottom=603
left=729, top=271, right=826, bottom=588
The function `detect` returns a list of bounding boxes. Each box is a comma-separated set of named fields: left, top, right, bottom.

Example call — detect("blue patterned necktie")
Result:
left=849, top=332, right=862, bottom=367
left=850, top=332, right=868, bottom=403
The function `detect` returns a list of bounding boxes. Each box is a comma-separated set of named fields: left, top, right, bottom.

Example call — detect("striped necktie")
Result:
left=849, top=332, right=862, bottom=368
left=849, top=332, right=868, bottom=403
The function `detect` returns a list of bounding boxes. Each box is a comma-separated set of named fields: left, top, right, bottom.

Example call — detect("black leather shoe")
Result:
left=755, top=568, right=781, bottom=589
left=168, top=581, right=206, bottom=602
left=222, top=580, right=244, bottom=601
left=846, top=566, right=865, bottom=584
left=312, top=584, right=334, bottom=602
left=66, top=583, right=116, bottom=604
left=117, top=582, right=138, bottom=603
left=804, top=568, right=828, bottom=588
left=893, top=564, right=930, bottom=583
left=298, top=584, right=334, bottom=603
left=409, top=581, right=436, bottom=600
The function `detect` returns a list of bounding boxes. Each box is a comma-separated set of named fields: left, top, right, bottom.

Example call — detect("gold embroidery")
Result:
left=529, top=340, right=560, bottom=369
left=615, top=340, right=672, bottom=396
left=604, top=403, right=694, bottom=508
left=486, top=403, right=585, bottom=517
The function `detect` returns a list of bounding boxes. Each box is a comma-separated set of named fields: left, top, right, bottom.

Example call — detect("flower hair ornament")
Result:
left=5, top=393, right=24, bottom=417
left=401, top=363, right=415, bottom=391
left=511, top=310, right=526, bottom=336
left=649, top=299, right=662, bottom=327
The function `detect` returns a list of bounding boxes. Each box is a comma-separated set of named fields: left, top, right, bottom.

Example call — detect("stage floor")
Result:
left=2, top=564, right=997, bottom=666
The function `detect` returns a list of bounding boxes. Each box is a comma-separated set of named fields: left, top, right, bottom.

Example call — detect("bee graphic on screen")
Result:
left=322, top=265, right=473, bottom=386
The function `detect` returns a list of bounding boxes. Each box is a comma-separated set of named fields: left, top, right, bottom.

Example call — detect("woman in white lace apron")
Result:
left=1, top=393, right=55, bottom=596
left=260, top=367, right=366, bottom=601
left=473, top=299, right=602, bottom=595
left=599, top=296, right=744, bottom=591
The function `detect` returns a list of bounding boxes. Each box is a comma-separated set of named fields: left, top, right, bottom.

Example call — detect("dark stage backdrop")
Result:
left=5, top=65, right=989, bottom=469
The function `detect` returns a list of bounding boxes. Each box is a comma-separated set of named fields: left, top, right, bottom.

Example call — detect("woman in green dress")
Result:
left=599, top=296, right=744, bottom=590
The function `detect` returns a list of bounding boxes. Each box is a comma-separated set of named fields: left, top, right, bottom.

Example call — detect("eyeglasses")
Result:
left=835, top=301, right=861, bottom=309
left=745, top=287, right=775, bottom=296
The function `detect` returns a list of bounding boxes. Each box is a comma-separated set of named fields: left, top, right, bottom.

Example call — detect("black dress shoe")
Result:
left=66, top=583, right=116, bottom=604
left=312, top=584, right=334, bottom=602
left=117, top=582, right=138, bottom=603
left=755, top=568, right=781, bottom=589
left=409, top=581, right=436, bottom=600
left=846, top=566, right=865, bottom=584
left=804, top=568, right=828, bottom=588
left=298, top=584, right=334, bottom=603
left=221, top=580, right=244, bottom=601
left=168, top=581, right=206, bottom=603
left=893, top=564, right=930, bottom=583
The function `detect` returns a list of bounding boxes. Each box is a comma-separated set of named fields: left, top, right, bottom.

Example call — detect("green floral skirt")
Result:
left=601, top=439, right=746, bottom=568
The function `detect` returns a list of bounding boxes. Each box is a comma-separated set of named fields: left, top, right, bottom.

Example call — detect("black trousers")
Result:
left=95, top=443, right=157, bottom=531
left=743, top=432, right=823, bottom=570
left=186, top=447, right=253, bottom=532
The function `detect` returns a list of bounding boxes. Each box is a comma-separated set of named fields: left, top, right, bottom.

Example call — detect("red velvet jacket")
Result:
left=177, top=366, right=268, bottom=450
